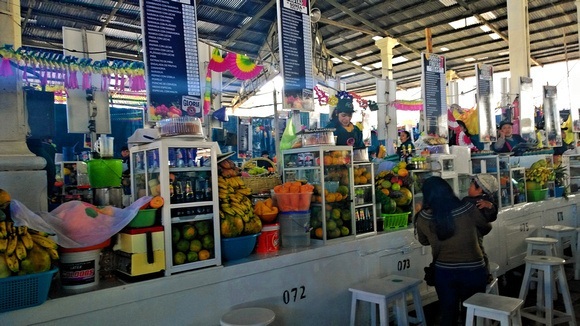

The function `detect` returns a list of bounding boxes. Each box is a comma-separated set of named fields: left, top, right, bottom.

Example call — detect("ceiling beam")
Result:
left=223, top=0, right=276, bottom=48
left=454, top=0, right=541, bottom=67
left=323, top=0, right=421, bottom=56
left=99, top=0, right=125, bottom=32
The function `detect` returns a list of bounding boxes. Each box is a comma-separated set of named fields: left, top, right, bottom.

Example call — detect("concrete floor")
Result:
left=422, top=262, right=580, bottom=325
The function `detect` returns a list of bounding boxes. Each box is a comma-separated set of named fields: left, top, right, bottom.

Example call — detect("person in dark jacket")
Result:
left=492, top=120, right=526, bottom=153
left=325, top=98, right=364, bottom=148
left=462, top=174, right=499, bottom=280
left=415, top=176, right=491, bottom=325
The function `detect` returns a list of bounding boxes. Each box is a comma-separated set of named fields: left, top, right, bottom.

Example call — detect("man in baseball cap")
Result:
left=493, top=120, right=526, bottom=153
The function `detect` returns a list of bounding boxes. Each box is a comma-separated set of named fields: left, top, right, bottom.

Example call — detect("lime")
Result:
left=176, top=239, right=190, bottom=252
left=189, top=239, right=202, bottom=253
left=182, top=224, right=196, bottom=240
left=201, top=234, right=214, bottom=249
left=174, top=252, right=186, bottom=265
left=187, top=251, right=199, bottom=262
left=172, top=226, right=181, bottom=244
left=326, top=219, right=337, bottom=231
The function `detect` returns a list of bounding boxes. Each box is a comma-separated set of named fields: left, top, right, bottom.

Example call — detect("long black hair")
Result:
left=418, top=176, right=462, bottom=240
left=457, top=120, right=471, bottom=137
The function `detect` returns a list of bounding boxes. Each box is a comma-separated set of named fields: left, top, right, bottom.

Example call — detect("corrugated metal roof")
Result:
left=15, top=0, right=580, bottom=106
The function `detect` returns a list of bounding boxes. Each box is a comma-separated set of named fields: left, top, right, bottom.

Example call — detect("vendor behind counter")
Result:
left=325, top=97, right=364, bottom=148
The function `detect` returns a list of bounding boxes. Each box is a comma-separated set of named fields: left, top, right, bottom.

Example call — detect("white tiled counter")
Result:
left=4, top=195, right=578, bottom=325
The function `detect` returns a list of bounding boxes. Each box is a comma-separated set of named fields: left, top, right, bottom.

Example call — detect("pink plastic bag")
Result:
left=10, top=197, right=151, bottom=248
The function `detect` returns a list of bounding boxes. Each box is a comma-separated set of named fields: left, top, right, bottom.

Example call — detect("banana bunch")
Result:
left=0, top=221, right=58, bottom=277
left=525, top=166, right=554, bottom=186
left=218, top=176, right=253, bottom=219
left=218, top=175, right=262, bottom=238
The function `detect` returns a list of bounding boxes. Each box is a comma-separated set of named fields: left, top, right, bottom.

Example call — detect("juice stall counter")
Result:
left=3, top=195, right=578, bottom=325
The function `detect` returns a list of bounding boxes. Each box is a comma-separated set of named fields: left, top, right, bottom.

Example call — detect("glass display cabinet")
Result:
left=130, top=139, right=221, bottom=275
left=499, top=167, right=526, bottom=207
left=281, top=146, right=357, bottom=243
left=562, top=154, right=580, bottom=194
left=352, top=162, right=376, bottom=237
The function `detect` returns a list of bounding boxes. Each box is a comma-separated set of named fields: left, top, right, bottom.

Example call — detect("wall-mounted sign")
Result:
left=519, top=77, right=536, bottom=142
left=543, top=86, right=562, bottom=148
left=277, top=0, right=314, bottom=111
left=140, top=0, right=202, bottom=123
left=476, top=63, right=496, bottom=143
left=421, top=53, right=448, bottom=143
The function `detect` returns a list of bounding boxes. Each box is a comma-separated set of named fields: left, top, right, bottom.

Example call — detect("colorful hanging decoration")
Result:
left=226, top=52, right=263, bottom=80
left=207, top=48, right=229, bottom=73
left=392, top=100, right=423, bottom=111
left=314, top=86, right=328, bottom=105
left=203, top=70, right=212, bottom=115
left=0, top=44, right=15, bottom=77
left=0, top=45, right=147, bottom=92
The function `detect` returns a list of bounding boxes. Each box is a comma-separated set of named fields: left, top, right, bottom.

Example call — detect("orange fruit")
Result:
left=198, top=249, right=211, bottom=260
left=326, top=193, right=336, bottom=203
left=0, top=189, right=11, bottom=209
left=315, top=227, right=323, bottom=239
left=398, top=168, right=409, bottom=177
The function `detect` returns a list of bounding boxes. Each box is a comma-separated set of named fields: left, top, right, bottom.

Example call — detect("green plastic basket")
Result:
left=527, top=189, right=548, bottom=202
left=0, top=267, right=58, bottom=313
left=382, top=212, right=410, bottom=229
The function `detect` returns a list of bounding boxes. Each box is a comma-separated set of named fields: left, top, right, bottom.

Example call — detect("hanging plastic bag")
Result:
left=10, top=196, right=151, bottom=248
left=280, top=120, right=297, bottom=150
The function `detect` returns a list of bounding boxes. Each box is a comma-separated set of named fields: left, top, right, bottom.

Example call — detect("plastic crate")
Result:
left=0, top=267, right=58, bottom=313
left=382, top=212, right=410, bottom=229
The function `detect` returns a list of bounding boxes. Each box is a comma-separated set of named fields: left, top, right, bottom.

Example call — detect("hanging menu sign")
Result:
left=476, top=63, right=496, bottom=143
left=519, top=77, right=536, bottom=142
left=421, top=53, right=448, bottom=143
left=543, top=86, right=562, bottom=147
left=141, top=0, right=202, bottom=122
left=276, top=0, right=314, bottom=111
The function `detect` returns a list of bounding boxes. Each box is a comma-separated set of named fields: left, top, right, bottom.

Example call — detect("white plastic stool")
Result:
left=463, top=292, right=524, bottom=326
left=525, top=237, right=559, bottom=257
left=349, top=275, right=426, bottom=326
left=542, top=225, right=577, bottom=261
left=220, top=307, right=275, bottom=326
left=518, top=255, right=576, bottom=325
left=576, top=228, right=580, bottom=280
left=486, top=262, right=500, bottom=295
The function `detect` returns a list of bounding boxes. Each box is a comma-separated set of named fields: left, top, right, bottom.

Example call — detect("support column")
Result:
left=506, top=0, right=531, bottom=103
left=375, top=37, right=398, bottom=152
left=577, top=1, right=580, bottom=59
left=0, top=0, right=48, bottom=211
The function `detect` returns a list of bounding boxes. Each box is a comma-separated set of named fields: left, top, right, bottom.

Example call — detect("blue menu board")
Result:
left=277, top=0, right=314, bottom=111
left=421, top=53, right=448, bottom=143
left=476, top=63, right=496, bottom=143
left=141, top=0, right=202, bottom=122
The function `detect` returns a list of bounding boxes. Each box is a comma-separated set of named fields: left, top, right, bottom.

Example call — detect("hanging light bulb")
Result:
left=310, top=8, right=321, bottom=24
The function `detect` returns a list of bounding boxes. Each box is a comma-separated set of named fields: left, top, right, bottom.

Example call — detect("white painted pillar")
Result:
left=576, top=1, right=580, bottom=59
left=0, top=0, right=47, bottom=211
left=506, top=0, right=531, bottom=103
left=375, top=37, right=398, bottom=148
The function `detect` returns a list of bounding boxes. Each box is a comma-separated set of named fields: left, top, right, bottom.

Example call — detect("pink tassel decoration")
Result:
left=0, top=58, right=13, bottom=77
left=82, top=72, right=91, bottom=90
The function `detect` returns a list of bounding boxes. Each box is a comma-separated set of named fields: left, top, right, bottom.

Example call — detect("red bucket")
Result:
left=256, top=223, right=279, bottom=254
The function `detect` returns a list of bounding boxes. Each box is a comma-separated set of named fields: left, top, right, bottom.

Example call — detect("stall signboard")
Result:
left=276, top=0, right=314, bottom=112
left=238, top=118, right=252, bottom=159
left=421, top=53, right=448, bottom=143
left=476, top=63, right=496, bottom=143
left=140, top=0, right=202, bottom=123
left=519, top=77, right=536, bottom=142
left=543, top=85, right=562, bottom=148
